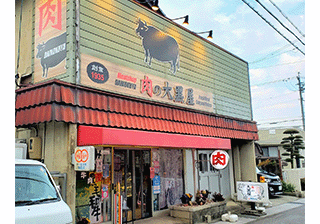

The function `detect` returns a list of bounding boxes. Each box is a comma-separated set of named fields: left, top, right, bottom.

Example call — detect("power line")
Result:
left=257, top=118, right=302, bottom=126
left=240, top=0, right=305, bottom=55
left=251, top=76, right=296, bottom=87
left=249, top=47, right=295, bottom=65
left=251, top=59, right=304, bottom=69
left=252, top=91, right=297, bottom=101
left=268, top=0, right=305, bottom=38
left=254, top=0, right=304, bottom=46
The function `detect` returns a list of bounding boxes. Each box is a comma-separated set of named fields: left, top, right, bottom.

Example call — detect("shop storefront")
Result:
left=15, top=0, right=259, bottom=223
left=75, top=125, right=231, bottom=223
left=15, top=79, right=258, bottom=223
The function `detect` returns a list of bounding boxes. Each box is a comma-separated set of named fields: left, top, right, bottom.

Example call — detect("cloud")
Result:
left=232, top=28, right=248, bottom=38
left=250, top=68, right=268, bottom=84
left=279, top=53, right=302, bottom=64
left=214, top=13, right=234, bottom=26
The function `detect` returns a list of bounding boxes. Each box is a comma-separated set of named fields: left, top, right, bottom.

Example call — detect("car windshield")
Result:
left=256, top=166, right=268, bottom=174
left=15, top=164, right=59, bottom=206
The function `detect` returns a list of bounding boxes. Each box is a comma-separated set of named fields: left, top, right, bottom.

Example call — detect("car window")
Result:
left=15, top=165, right=59, bottom=206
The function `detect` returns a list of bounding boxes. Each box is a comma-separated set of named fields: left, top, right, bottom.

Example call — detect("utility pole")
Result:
left=297, top=72, right=305, bottom=131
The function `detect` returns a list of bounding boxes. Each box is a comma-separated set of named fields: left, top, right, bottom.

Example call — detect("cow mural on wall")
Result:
left=136, top=19, right=180, bottom=75
left=36, top=32, right=67, bottom=78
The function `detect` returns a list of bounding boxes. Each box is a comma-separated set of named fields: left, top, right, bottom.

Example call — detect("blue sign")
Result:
left=153, top=175, right=161, bottom=194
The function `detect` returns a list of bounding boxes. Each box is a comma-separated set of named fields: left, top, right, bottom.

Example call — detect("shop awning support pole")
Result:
left=192, top=149, right=197, bottom=197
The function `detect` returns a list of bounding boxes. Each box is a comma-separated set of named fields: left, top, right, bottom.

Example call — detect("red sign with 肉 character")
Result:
left=38, top=0, right=62, bottom=37
left=210, top=150, right=229, bottom=170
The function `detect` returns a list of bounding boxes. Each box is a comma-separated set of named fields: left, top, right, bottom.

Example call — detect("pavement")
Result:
left=132, top=195, right=305, bottom=224
left=215, top=197, right=305, bottom=224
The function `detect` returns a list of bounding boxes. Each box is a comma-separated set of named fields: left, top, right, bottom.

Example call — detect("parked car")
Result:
left=256, top=167, right=282, bottom=197
left=15, top=159, right=73, bottom=224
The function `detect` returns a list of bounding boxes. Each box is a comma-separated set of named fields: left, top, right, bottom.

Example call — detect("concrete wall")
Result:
left=282, top=168, right=305, bottom=192
left=232, top=141, right=257, bottom=187
left=239, top=141, right=257, bottom=182
left=40, top=122, right=77, bottom=221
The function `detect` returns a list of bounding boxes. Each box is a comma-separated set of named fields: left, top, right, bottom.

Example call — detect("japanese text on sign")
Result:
left=210, top=150, right=229, bottom=170
left=81, top=54, right=215, bottom=114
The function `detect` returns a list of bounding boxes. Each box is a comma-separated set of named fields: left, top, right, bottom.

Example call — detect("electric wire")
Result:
left=251, top=59, right=304, bottom=69
left=254, top=0, right=304, bottom=46
left=240, top=0, right=305, bottom=55
left=268, top=0, right=305, bottom=38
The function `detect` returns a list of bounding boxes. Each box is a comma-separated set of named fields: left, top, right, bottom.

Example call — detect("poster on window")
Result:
left=34, top=0, right=67, bottom=83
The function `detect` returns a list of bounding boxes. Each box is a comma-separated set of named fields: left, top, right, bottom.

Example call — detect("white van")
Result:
left=15, top=159, right=73, bottom=224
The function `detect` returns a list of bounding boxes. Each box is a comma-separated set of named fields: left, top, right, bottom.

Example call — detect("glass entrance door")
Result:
left=114, top=149, right=151, bottom=223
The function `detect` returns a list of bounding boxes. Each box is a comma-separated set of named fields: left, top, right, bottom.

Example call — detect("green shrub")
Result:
left=282, top=181, right=296, bottom=192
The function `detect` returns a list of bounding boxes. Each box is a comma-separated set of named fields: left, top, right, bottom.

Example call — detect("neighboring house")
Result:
left=258, top=128, right=305, bottom=170
left=257, top=128, right=305, bottom=193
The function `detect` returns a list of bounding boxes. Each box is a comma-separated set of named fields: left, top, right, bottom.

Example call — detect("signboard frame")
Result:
left=236, top=181, right=269, bottom=203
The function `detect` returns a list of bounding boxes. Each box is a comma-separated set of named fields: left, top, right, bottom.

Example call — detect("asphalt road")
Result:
left=250, top=203, right=305, bottom=224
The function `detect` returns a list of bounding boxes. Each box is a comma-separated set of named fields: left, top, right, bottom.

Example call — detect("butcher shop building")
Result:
left=15, top=0, right=258, bottom=223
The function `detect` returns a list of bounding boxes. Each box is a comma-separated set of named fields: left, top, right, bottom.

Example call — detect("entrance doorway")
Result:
left=114, top=149, right=152, bottom=222
left=197, top=150, right=231, bottom=198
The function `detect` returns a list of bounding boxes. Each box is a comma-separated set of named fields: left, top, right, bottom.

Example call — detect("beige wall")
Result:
left=41, top=122, right=77, bottom=221
left=232, top=140, right=257, bottom=198
left=282, top=168, right=305, bottom=192
left=239, top=141, right=257, bottom=182
left=15, top=0, right=33, bottom=78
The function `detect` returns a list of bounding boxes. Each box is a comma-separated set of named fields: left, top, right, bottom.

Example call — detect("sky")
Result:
left=158, top=0, right=305, bottom=130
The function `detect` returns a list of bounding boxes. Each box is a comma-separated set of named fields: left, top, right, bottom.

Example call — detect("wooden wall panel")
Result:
left=79, top=0, right=252, bottom=120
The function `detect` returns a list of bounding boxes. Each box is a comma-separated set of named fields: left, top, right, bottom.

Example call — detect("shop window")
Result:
left=152, top=149, right=184, bottom=211
left=199, top=153, right=208, bottom=173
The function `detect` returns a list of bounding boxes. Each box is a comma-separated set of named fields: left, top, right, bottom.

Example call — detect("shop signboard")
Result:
left=210, top=150, right=229, bottom=170
left=237, top=181, right=269, bottom=203
left=34, top=0, right=67, bottom=83
left=74, top=146, right=95, bottom=171
left=81, top=54, right=214, bottom=114
left=153, top=175, right=161, bottom=195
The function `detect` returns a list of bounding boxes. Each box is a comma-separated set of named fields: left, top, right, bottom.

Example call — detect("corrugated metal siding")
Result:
left=15, top=80, right=258, bottom=140
left=79, top=0, right=252, bottom=120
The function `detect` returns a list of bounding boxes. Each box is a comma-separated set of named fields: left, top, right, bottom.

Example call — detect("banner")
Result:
left=34, top=0, right=67, bottom=82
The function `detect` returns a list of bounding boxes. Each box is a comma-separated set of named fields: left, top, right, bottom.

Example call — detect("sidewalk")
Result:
left=214, top=196, right=305, bottom=224
left=133, top=195, right=304, bottom=224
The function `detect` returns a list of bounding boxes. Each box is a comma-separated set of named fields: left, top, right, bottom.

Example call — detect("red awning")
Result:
left=15, top=79, right=259, bottom=141
left=77, top=125, right=231, bottom=149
